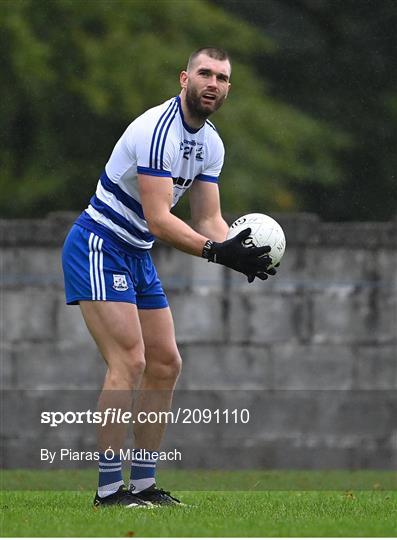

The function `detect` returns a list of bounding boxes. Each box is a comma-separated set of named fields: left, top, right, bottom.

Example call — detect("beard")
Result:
left=185, top=83, right=225, bottom=121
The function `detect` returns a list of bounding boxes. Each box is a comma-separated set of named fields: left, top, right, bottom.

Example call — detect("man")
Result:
left=62, top=47, right=276, bottom=508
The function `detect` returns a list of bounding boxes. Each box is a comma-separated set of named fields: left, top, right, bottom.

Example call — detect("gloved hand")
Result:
left=202, top=228, right=274, bottom=279
left=246, top=263, right=280, bottom=283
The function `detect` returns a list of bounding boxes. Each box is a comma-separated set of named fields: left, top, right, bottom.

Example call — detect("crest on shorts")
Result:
left=112, top=274, right=128, bottom=291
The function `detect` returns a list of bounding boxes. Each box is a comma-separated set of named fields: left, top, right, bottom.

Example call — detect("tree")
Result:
left=0, top=0, right=345, bottom=218
left=213, top=0, right=397, bottom=220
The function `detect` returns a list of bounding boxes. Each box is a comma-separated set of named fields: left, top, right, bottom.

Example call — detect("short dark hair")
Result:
left=187, top=47, right=232, bottom=71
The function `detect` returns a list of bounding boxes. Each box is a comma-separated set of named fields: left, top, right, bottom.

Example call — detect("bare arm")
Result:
left=189, top=180, right=229, bottom=242
left=138, top=174, right=274, bottom=280
left=138, top=174, right=208, bottom=257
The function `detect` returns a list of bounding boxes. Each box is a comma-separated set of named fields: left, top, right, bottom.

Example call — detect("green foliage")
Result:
left=0, top=0, right=346, bottom=218
left=214, top=0, right=397, bottom=220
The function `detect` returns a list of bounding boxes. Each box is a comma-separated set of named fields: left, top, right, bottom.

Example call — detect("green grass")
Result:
left=1, top=471, right=396, bottom=537
left=3, top=469, right=396, bottom=491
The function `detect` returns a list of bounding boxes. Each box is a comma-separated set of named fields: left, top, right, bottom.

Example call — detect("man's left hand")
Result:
left=246, top=263, right=280, bottom=283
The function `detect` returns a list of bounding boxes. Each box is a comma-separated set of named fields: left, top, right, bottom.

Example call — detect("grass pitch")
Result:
left=1, top=470, right=396, bottom=537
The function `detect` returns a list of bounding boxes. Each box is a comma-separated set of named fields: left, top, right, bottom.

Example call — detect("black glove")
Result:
left=202, top=228, right=273, bottom=277
left=246, top=262, right=280, bottom=283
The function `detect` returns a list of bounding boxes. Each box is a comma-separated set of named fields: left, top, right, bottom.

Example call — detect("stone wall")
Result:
left=1, top=212, right=396, bottom=470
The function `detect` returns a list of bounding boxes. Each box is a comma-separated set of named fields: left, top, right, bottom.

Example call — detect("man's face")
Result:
left=182, top=54, right=231, bottom=119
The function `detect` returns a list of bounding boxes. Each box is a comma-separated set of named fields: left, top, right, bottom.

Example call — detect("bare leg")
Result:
left=79, top=301, right=145, bottom=452
left=133, top=307, right=182, bottom=451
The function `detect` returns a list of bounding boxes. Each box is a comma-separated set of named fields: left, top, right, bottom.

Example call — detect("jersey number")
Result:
left=183, top=146, right=193, bottom=160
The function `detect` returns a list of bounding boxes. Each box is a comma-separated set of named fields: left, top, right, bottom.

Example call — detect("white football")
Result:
left=227, top=213, right=286, bottom=267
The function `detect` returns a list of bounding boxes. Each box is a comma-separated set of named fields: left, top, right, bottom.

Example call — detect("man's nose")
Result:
left=207, top=75, right=218, bottom=88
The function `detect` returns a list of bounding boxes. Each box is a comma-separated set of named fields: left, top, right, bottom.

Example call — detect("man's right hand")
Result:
left=202, top=228, right=274, bottom=277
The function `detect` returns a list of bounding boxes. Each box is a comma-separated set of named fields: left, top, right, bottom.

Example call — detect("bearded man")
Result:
left=62, top=47, right=275, bottom=508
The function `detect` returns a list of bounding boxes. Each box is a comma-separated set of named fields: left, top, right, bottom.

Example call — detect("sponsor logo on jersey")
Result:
left=173, top=176, right=193, bottom=188
left=180, top=139, right=204, bottom=147
left=113, top=274, right=128, bottom=291
left=195, top=146, right=204, bottom=161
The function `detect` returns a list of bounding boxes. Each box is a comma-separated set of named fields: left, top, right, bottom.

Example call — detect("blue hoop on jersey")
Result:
left=62, top=95, right=225, bottom=306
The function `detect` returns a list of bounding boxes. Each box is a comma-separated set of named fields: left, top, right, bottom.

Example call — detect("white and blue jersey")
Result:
left=76, top=95, right=224, bottom=252
left=62, top=96, right=224, bottom=307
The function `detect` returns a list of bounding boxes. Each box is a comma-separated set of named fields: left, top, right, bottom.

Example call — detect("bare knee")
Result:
left=104, top=343, right=146, bottom=389
left=145, top=347, right=182, bottom=383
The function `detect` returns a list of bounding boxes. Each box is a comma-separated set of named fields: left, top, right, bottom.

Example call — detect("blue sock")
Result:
left=129, top=449, right=157, bottom=493
left=98, top=452, right=124, bottom=498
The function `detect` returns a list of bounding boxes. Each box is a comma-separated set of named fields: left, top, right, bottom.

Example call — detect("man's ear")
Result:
left=180, top=70, right=188, bottom=89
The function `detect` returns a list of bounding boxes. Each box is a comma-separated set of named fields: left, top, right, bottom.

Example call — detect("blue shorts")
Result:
left=62, top=224, right=168, bottom=309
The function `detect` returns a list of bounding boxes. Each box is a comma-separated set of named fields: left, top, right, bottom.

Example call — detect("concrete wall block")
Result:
left=261, top=442, right=354, bottom=469
left=228, top=293, right=304, bottom=344
left=13, top=342, right=104, bottom=388
left=265, top=441, right=382, bottom=469
left=351, top=439, right=397, bottom=470
left=177, top=344, right=273, bottom=389
left=314, top=391, right=396, bottom=438
left=274, top=212, right=320, bottom=246
left=1, top=214, right=397, bottom=470
left=245, top=390, right=396, bottom=441
left=1, top=247, right=63, bottom=288
left=2, top=389, right=98, bottom=441
left=189, top=256, right=224, bottom=291
left=271, top=344, right=355, bottom=390
left=1, top=343, right=14, bottom=388
left=56, top=297, right=94, bottom=346
left=317, top=222, right=397, bottom=249
left=2, top=391, right=45, bottom=438
left=2, top=289, right=59, bottom=342
left=152, top=245, right=224, bottom=292
left=312, top=288, right=395, bottom=344
left=250, top=393, right=322, bottom=438
left=151, top=245, right=193, bottom=291
left=354, top=345, right=397, bottom=389
left=377, top=248, right=397, bottom=292
left=229, top=246, right=302, bottom=294
left=0, top=214, right=77, bottom=248
left=304, top=247, right=369, bottom=289
left=372, top=286, right=396, bottom=343
left=169, top=292, right=224, bottom=343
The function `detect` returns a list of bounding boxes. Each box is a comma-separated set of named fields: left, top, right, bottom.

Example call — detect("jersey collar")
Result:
left=176, top=96, right=205, bottom=134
